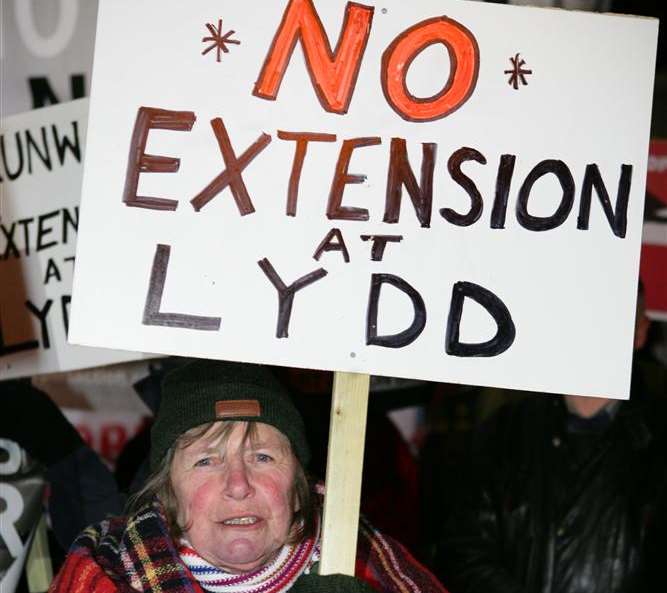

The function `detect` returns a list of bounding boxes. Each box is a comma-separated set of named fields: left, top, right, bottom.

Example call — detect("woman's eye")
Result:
left=255, top=453, right=273, bottom=463
left=194, top=457, right=213, bottom=467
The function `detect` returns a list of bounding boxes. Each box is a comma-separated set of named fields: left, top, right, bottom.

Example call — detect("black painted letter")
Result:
left=366, top=273, right=426, bottom=348
left=577, top=164, right=632, bottom=238
left=490, top=154, right=516, bottom=229
left=516, top=160, right=574, bottom=231
left=445, top=281, right=515, bottom=357
left=258, top=258, right=328, bottom=338
left=143, top=244, right=222, bottom=330
left=441, top=147, right=486, bottom=226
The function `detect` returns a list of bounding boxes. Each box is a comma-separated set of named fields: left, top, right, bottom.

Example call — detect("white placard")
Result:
left=0, top=0, right=98, bottom=116
left=69, top=0, right=658, bottom=399
left=0, top=100, right=148, bottom=379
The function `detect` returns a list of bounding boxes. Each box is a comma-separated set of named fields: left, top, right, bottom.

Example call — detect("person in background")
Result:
left=50, top=359, right=448, bottom=593
left=0, top=379, right=123, bottom=558
left=434, top=285, right=667, bottom=592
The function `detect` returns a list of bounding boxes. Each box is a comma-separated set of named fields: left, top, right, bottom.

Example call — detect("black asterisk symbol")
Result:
left=202, top=19, right=240, bottom=62
left=504, top=53, right=532, bottom=89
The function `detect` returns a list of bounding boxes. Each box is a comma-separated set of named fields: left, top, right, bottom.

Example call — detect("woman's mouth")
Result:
left=222, top=516, right=259, bottom=526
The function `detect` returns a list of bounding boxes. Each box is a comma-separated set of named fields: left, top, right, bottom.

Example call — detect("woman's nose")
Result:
left=223, top=460, right=253, bottom=500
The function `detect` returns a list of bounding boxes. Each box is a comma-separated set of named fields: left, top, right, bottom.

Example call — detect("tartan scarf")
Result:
left=50, top=497, right=447, bottom=593
left=50, top=500, right=203, bottom=593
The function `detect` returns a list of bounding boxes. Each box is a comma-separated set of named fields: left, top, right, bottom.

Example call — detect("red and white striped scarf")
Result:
left=179, top=521, right=321, bottom=593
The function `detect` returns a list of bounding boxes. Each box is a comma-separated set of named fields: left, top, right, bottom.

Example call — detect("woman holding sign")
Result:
left=49, top=360, right=446, bottom=593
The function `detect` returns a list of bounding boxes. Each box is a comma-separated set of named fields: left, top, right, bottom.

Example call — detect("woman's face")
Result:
left=170, top=421, right=298, bottom=573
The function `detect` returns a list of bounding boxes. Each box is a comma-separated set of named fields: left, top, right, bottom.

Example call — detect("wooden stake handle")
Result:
left=319, top=371, right=370, bottom=576
left=26, top=514, right=53, bottom=592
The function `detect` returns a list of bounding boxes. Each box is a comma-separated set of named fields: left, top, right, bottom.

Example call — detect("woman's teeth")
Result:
left=223, top=516, right=258, bottom=525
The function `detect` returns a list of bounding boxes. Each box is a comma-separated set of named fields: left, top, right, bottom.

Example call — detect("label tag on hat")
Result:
left=215, top=400, right=261, bottom=418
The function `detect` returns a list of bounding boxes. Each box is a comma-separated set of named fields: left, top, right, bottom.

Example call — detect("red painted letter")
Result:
left=381, top=17, right=479, bottom=122
left=253, top=0, right=374, bottom=114
left=123, top=107, right=195, bottom=210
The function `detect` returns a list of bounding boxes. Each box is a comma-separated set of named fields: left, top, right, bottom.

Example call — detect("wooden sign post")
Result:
left=26, top=516, right=53, bottom=593
left=320, top=372, right=370, bottom=575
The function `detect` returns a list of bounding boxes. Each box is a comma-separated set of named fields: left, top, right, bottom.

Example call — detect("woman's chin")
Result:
left=206, top=540, right=271, bottom=573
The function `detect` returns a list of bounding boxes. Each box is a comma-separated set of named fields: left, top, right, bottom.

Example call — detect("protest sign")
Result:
left=0, top=438, right=45, bottom=593
left=69, top=0, right=657, bottom=399
left=62, top=408, right=150, bottom=468
left=0, top=100, right=149, bottom=379
left=1, top=0, right=98, bottom=116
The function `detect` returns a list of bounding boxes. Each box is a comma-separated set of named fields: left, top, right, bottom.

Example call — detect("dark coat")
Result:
left=436, top=390, right=667, bottom=593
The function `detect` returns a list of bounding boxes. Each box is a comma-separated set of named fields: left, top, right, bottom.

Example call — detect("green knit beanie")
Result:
left=150, top=359, right=310, bottom=470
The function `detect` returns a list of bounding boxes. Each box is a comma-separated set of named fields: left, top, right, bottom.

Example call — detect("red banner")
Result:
left=641, top=139, right=667, bottom=319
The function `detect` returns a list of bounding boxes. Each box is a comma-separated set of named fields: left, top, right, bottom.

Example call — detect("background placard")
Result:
left=0, top=100, right=149, bottom=379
